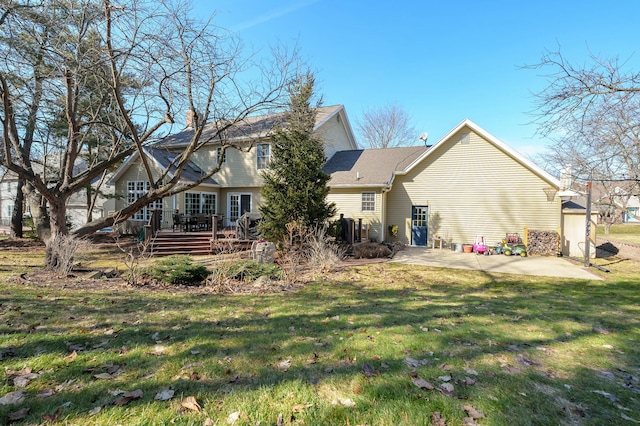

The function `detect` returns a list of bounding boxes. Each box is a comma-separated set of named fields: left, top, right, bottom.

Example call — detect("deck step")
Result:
left=149, top=230, right=252, bottom=256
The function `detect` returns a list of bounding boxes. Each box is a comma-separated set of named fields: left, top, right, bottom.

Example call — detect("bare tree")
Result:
left=357, top=102, right=417, bottom=148
left=0, top=0, right=298, bottom=268
left=529, top=49, right=640, bottom=227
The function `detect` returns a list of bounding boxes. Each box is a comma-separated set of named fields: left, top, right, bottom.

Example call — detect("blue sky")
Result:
left=193, top=0, right=640, bottom=158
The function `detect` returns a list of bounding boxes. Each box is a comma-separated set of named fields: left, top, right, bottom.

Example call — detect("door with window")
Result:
left=228, top=193, right=252, bottom=226
left=411, top=206, right=428, bottom=246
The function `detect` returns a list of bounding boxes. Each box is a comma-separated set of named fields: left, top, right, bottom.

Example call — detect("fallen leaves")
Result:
left=404, top=357, right=429, bottom=369
left=0, top=390, right=25, bottom=405
left=85, top=363, right=123, bottom=380
left=331, top=397, right=356, bottom=407
left=113, top=389, right=143, bottom=406
left=180, top=396, right=202, bottom=412
left=154, top=389, right=175, bottom=401
left=431, top=412, right=447, bottom=426
left=6, top=367, right=41, bottom=388
left=41, top=407, right=62, bottom=422
left=463, top=404, right=485, bottom=420
left=412, top=377, right=435, bottom=390
left=276, top=358, right=292, bottom=372
left=439, top=382, right=455, bottom=396
left=36, top=389, right=55, bottom=399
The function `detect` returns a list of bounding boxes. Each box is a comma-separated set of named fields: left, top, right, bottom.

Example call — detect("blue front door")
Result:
left=411, top=206, right=428, bottom=246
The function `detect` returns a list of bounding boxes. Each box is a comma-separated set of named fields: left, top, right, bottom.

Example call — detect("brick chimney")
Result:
left=186, top=109, right=198, bottom=129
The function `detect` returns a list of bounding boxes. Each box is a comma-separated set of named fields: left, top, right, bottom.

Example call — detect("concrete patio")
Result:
left=391, top=246, right=602, bottom=280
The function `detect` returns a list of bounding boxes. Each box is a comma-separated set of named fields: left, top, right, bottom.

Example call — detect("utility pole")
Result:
left=584, top=181, right=592, bottom=267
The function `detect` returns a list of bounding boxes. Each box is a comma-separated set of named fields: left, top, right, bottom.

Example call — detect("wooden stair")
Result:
left=151, top=230, right=213, bottom=256
left=150, top=230, right=254, bottom=257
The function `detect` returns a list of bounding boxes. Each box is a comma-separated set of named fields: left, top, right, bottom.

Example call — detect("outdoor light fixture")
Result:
left=543, top=187, right=558, bottom=202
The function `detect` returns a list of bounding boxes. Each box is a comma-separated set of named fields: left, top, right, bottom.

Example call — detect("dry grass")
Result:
left=0, top=241, right=638, bottom=425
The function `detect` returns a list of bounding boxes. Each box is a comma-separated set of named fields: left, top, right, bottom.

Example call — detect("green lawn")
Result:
left=0, top=248, right=639, bottom=425
left=599, top=223, right=640, bottom=245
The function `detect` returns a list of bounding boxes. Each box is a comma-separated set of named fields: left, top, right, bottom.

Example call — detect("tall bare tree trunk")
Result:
left=10, top=178, right=24, bottom=238
left=44, top=198, right=69, bottom=270
left=24, top=183, right=49, bottom=241
left=85, top=186, right=93, bottom=223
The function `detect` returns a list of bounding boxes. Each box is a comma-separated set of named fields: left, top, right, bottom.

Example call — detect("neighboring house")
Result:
left=590, top=182, right=640, bottom=224
left=624, top=197, right=640, bottom=223
left=0, top=169, right=19, bottom=227
left=613, top=186, right=640, bottom=223
left=108, top=105, right=358, bottom=230
left=0, top=160, right=111, bottom=231
left=326, top=118, right=563, bottom=248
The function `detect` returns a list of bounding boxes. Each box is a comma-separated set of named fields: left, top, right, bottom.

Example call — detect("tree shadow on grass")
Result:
left=1, top=264, right=639, bottom=423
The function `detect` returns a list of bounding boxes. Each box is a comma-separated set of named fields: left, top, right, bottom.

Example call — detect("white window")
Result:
left=184, top=192, right=217, bottom=216
left=256, top=143, right=271, bottom=170
left=361, top=192, right=375, bottom=212
left=126, top=181, right=163, bottom=221
left=216, top=147, right=227, bottom=164
left=230, top=194, right=240, bottom=222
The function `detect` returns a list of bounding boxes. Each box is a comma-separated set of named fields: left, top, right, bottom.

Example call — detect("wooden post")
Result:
left=358, top=218, right=363, bottom=243
left=244, top=214, right=250, bottom=240
left=584, top=181, right=592, bottom=267
left=212, top=214, right=219, bottom=240
left=143, top=224, right=152, bottom=244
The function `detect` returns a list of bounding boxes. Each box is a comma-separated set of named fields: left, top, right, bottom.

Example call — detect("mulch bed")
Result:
left=4, top=237, right=394, bottom=295
left=0, top=238, right=45, bottom=250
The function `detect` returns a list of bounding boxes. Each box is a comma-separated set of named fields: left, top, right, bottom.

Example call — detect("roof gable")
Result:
left=401, top=119, right=560, bottom=188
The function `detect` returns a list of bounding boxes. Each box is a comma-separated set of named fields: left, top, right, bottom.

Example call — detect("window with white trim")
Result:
left=256, top=143, right=271, bottom=170
left=185, top=192, right=217, bottom=216
left=126, top=181, right=163, bottom=221
left=361, top=192, right=376, bottom=212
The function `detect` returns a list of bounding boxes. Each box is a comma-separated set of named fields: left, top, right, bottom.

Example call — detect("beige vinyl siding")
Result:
left=192, top=143, right=266, bottom=188
left=386, top=129, right=561, bottom=246
left=327, top=189, right=383, bottom=240
left=316, top=113, right=356, bottom=158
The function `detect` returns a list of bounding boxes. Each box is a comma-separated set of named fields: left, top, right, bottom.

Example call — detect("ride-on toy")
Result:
left=473, top=235, right=487, bottom=254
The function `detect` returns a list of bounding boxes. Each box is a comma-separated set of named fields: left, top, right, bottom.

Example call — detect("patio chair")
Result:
left=172, top=213, right=184, bottom=232
left=197, top=214, right=209, bottom=231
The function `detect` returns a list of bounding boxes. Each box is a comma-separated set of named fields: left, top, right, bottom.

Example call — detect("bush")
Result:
left=353, top=242, right=392, bottom=259
left=226, top=260, right=283, bottom=282
left=305, top=225, right=346, bottom=272
left=145, top=255, right=209, bottom=286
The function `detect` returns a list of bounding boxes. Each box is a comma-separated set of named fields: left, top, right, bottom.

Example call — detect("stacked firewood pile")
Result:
left=526, top=229, right=559, bottom=256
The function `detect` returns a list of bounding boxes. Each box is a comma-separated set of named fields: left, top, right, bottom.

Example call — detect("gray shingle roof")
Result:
left=155, top=105, right=343, bottom=148
left=324, top=146, right=428, bottom=187
left=147, top=147, right=219, bottom=186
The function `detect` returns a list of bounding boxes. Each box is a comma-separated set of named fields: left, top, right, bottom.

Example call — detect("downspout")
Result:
left=381, top=185, right=391, bottom=241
